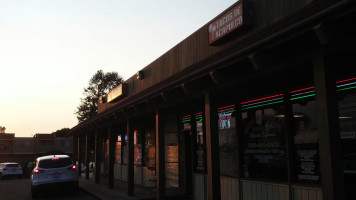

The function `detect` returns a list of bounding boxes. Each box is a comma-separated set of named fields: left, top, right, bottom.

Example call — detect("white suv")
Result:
left=30, top=155, right=78, bottom=199
left=0, top=162, right=23, bottom=179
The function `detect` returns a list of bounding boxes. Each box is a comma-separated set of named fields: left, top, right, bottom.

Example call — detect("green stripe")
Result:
left=337, top=85, right=356, bottom=91
left=290, top=94, right=315, bottom=101
left=241, top=100, right=283, bottom=110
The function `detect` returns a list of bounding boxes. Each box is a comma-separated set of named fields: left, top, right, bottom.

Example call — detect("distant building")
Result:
left=0, top=133, right=73, bottom=163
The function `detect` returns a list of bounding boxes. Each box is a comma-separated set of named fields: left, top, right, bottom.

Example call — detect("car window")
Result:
left=6, top=164, right=21, bottom=167
left=38, top=158, right=72, bottom=169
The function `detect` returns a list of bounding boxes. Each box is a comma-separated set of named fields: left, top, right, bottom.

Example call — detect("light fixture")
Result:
left=136, top=71, right=144, bottom=80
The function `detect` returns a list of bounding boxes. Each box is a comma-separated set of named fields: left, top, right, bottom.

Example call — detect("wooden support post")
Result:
left=283, top=90, right=297, bottom=200
left=77, top=136, right=82, bottom=177
left=127, top=119, right=134, bottom=196
left=313, top=56, right=344, bottom=200
left=85, top=133, right=90, bottom=180
left=73, top=136, right=78, bottom=163
left=191, top=112, right=197, bottom=172
left=184, top=112, right=195, bottom=195
left=108, top=126, right=116, bottom=189
left=204, top=91, right=221, bottom=200
left=234, top=103, right=243, bottom=178
left=156, top=108, right=165, bottom=199
left=95, top=130, right=101, bottom=184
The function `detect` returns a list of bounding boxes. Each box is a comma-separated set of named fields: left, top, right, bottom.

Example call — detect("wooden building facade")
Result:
left=70, top=0, right=356, bottom=199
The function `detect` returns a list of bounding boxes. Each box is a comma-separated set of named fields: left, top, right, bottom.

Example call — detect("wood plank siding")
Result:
left=193, top=174, right=206, bottom=200
left=292, top=186, right=323, bottom=200
left=241, top=180, right=289, bottom=200
left=220, top=177, right=239, bottom=200
left=116, top=0, right=315, bottom=105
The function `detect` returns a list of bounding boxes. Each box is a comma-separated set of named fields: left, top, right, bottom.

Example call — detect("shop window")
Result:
left=181, top=112, right=206, bottom=172
left=165, top=115, right=179, bottom=188
left=115, top=135, right=122, bottom=164
left=337, top=76, right=356, bottom=198
left=241, top=93, right=288, bottom=181
left=195, top=113, right=205, bottom=172
left=218, top=105, right=238, bottom=178
left=290, top=86, right=320, bottom=184
left=123, top=133, right=127, bottom=165
left=144, top=130, right=155, bottom=168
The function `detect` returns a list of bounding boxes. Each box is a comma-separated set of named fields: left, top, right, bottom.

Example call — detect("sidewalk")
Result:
left=78, top=174, right=156, bottom=200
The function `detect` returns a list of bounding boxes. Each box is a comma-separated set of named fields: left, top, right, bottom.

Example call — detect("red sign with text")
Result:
left=209, top=2, right=243, bottom=44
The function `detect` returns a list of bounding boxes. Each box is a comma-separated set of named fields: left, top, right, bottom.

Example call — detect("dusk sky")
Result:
left=0, top=0, right=237, bottom=137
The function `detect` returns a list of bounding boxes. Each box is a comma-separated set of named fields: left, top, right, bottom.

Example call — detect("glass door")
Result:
left=337, top=77, right=356, bottom=199
left=165, top=115, right=180, bottom=190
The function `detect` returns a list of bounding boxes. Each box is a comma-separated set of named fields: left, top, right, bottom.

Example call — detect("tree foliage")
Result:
left=75, top=70, right=123, bottom=123
left=0, top=126, right=5, bottom=133
left=52, top=128, right=71, bottom=137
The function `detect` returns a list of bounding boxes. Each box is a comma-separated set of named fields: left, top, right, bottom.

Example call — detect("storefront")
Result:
left=71, top=1, right=355, bottom=200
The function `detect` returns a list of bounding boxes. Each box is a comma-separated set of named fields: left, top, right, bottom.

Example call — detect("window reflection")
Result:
left=218, top=105, right=238, bottom=178
left=242, top=105, right=287, bottom=181
left=338, top=91, right=356, bottom=199
left=292, top=99, right=320, bottom=184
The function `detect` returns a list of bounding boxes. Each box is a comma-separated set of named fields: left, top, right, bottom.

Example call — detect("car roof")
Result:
left=0, top=162, right=20, bottom=165
left=36, top=155, right=70, bottom=161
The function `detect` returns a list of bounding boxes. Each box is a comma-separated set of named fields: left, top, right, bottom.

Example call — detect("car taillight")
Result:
left=68, top=165, right=76, bottom=170
left=33, top=168, right=43, bottom=174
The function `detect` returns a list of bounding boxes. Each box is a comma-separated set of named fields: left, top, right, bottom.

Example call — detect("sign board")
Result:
left=107, top=83, right=126, bottom=103
left=208, top=1, right=244, bottom=44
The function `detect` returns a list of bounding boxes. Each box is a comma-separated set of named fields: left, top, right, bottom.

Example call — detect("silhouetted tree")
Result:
left=75, top=70, right=123, bottom=123
left=0, top=126, right=5, bottom=133
left=52, top=128, right=71, bottom=137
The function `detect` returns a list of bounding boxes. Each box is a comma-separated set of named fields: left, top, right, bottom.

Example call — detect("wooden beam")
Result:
left=127, top=119, right=134, bottom=196
left=283, top=90, right=297, bottom=200
left=108, top=126, right=116, bottom=189
left=181, top=82, right=192, bottom=95
left=73, top=136, right=78, bottom=163
left=155, top=108, right=165, bottom=199
left=85, top=133, right=90, bottom=180
left=209, top=70, right=226, bottom=84
left=77, top=136, right=82, bottom=177
left=95, top=130, right=101, bottom=184
left=313, top=56, right=344, bottom=200
left=313, top=23, right=330, bottom=45
left=204, top=91, right=221, bottom=200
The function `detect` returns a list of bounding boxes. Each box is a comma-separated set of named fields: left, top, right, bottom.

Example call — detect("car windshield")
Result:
left=38, top=158, right=72, bottom=169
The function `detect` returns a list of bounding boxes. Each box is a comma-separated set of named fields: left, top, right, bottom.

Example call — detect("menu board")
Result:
left=115, top=142, right=121, bottom=164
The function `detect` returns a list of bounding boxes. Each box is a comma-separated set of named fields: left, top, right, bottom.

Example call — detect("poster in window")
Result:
left=115, top=142, right=121, bottom=164
left=295, top=143, right=320, bottom=183
left=242, top=108, right=287, bottom=180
